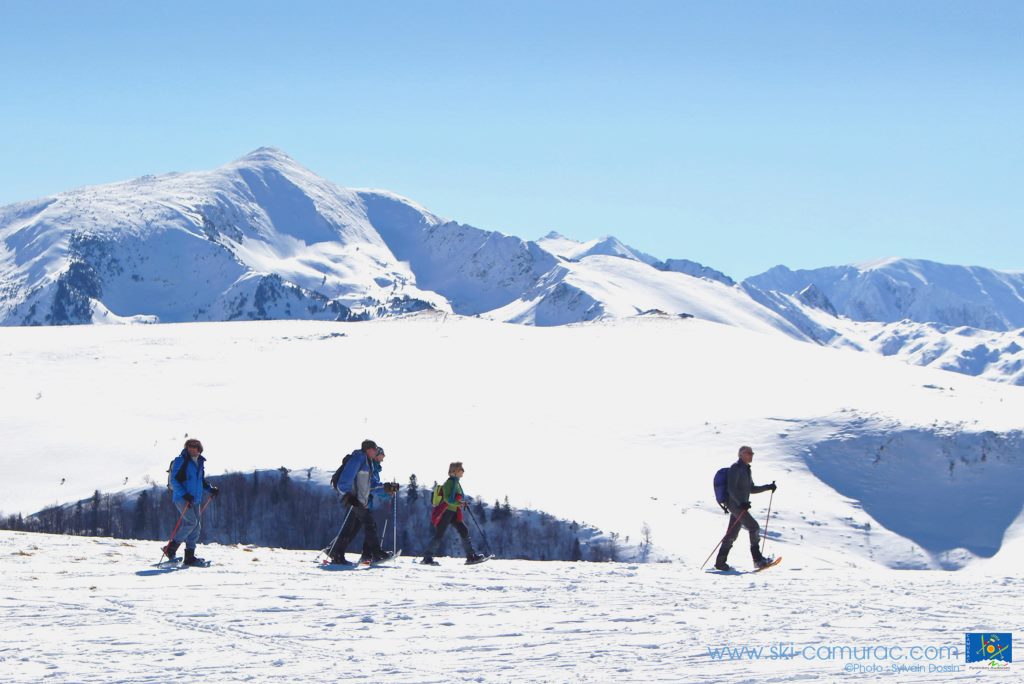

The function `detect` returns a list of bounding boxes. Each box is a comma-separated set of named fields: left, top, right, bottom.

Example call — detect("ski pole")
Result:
left=381, top=518, right=389, bottom=548
left=699, top=507, right=749, bottom=571
left=393, top=489, right=398, bottom=554
left=465, top=502, right=492, bottom=556
left=760, top=486, right=775, bottom=555
left=324, top=504, right=353, bottom=559
left=159, top=501, right=191, bottom=562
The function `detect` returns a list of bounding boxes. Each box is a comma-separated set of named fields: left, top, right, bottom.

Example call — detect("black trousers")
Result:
left=716, top=504, right=764, bottom=565
left=424, top=508, right=474, bottom=559
left=328, top=504, right=382, bottom=559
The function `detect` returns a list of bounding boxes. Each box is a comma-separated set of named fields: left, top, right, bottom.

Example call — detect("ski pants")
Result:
left=716, top=504, right=764, bottom=565
left=424, top=508, right=475, bottom=559
left=328, top=504, right=382, bottom=559
left=172, top=500, right=202, bottom=550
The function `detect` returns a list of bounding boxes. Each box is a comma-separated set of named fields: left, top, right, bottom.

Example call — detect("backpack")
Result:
left=713, top=467, right=730, bottom=512
left=330, top=452, right=357, bottom=491
left=166, top=457, right=189, bottom=493
left=431, top=483, right=444, bottom=506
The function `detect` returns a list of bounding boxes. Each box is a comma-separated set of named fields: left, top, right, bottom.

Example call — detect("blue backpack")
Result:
left=713, top=467, right=729, bottom=513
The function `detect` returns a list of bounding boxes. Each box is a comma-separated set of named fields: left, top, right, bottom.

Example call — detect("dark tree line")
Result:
left=3, top=469, right=610, bottom=561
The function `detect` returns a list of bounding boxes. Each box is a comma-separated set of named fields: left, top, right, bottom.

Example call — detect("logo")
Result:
left=965, top=633, right=1012, bottom=669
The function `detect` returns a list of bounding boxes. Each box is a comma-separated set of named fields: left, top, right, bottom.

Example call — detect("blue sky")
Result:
left=1, top=1, right=1021, bottom=278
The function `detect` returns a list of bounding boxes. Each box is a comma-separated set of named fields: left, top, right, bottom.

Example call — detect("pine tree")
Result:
left=571, top=537, right=582, bottom=561
left=407, top=474, right=419, bottom=504
left=134, top=490, right=150, bottom=538
left=90, top=490, right=101, bottom=536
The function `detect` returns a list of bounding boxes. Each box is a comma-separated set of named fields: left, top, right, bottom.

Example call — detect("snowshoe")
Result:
left=161, top=541, right=181, bottom=561
left=419, top=557, right=440, bottom=566
left=182, top=549, right=209, bottom=567
left=465, top=553, right=492, bottom=565
left=753, top=556, right=782, bottom=572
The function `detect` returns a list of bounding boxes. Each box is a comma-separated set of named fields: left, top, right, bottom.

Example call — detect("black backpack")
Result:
left=330, top=452, right=357, bottom=491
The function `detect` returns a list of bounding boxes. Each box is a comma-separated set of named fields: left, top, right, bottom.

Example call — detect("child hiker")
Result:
left=420, top=462, right=487, bottom=566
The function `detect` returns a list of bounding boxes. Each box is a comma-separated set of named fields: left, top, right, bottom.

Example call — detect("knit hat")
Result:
left=184, top=438, right=204, bottom=453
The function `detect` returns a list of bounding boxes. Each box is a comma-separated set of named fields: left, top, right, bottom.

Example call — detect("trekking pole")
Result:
left=760, top=486, right=775, bottom=556
left=699, top=508, right=749, bottom=571
left=323, top=504, right=353, bottom=559
left=465, top=502, right=492, bottom=556
left=392, top=490, right=398, bottom=554
left=158, top=502, right=191, bottom=563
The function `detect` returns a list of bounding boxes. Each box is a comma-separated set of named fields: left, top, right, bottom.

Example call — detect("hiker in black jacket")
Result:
left=715, top=445, right=776, bottom=571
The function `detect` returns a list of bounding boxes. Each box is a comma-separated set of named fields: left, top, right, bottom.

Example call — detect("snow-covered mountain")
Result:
left=0, top=149, right=750, bottom=329
left=2, top=148, right=1022, bottom=385
left=744, top=258, right=1024, bottom=331
left=0, top=148, right=451, bottom=325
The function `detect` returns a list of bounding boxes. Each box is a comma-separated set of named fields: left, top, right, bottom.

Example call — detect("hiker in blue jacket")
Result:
left=715, top=445, right=776, bottom=571
left=326, top=439, right=396, bottom=565
left=162, top=438, right=219, bottom=566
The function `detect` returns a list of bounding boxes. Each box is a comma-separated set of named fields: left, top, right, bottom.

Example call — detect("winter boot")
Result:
left=713, top=562, right=735, bottom=572
left=754, top=557, right=775, bottom=570
left=182, top=548, right=206, bottom=567
left=161, top=540, right=181, bottom=560
left=419, top=556, right=440, bottom=566
left=329, top=553, right=354, bottom=566
left=466, top=553, right=488, bottom=565
left=371, top=549, right=395, bottom=563
left=460, top=536, right=478, bottom=560
left=714, top=546, right=732, bottom=571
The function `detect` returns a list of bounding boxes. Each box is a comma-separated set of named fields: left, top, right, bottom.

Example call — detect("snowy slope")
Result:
left=359, top=191, right=558, bottom=314
left=485, top=255, right=807, bottom=335
left=2, top=530, right=1017, bottom=683
left=745, top=258, right=1024, bottom=330
left=746, top=287, right=1024, bottom=386
left=536, top=231, right=660, bottom=265
left=0, top=148, right=448, bottom=325
left=1, top=315, right=1020, bottom=572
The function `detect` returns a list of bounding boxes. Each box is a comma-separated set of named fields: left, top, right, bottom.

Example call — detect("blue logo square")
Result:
left=965, top=633, right=1012, bottom=664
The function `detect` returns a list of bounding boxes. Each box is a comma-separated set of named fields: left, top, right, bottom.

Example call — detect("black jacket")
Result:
left=727, top=459, right=771, bottom=509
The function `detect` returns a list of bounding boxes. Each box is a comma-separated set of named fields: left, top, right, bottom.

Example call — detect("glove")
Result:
left=210, top=486, right=220, bottom=498
left=343, top=493, right=363, bottom=508
left=769, top=482, right=777, bottom=492
left=718, top=502, right=729, bottom=514
left=743, top=502, right=751, bottom=510
left=183, top=493, right=195, bottom=503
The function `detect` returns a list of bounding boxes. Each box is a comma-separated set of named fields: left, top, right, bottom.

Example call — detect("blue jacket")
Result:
left=169, top=450, right=214, bottom=504
left=336, top=448, right=388, bottom=508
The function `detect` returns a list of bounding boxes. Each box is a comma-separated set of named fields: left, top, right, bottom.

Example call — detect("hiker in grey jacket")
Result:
left=326, top=440, right=395, bottom=566
left=715, top=445, right=777, bottom=571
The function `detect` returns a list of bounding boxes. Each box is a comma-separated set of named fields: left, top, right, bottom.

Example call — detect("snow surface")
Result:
left=1, top=530, right=1018, bottom=682
left=1, top=315, right=1021, bottom=573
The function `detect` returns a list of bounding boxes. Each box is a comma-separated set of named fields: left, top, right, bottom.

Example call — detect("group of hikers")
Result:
left=158, top=438, right=777, bottom=571
left=159, top=438, right=488, bottom=568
